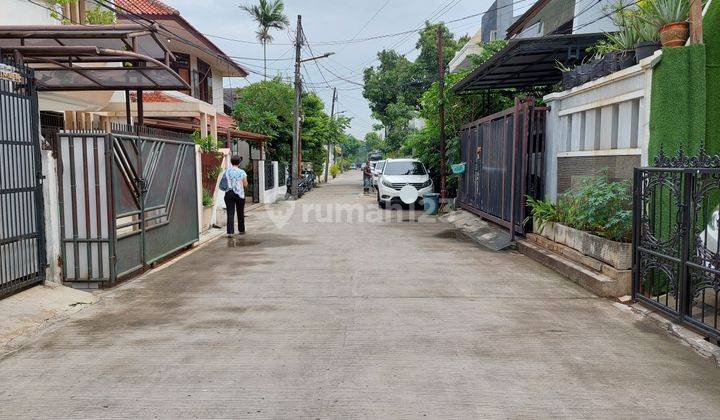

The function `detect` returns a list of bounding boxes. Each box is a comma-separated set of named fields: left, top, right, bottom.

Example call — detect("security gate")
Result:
left=458, top=97, right=546, bottom=237
left=59, top=125, right=198, bottom=287
left=0, top=62, right=46, bottom=298
left=633, top=148, right=720, bottom=340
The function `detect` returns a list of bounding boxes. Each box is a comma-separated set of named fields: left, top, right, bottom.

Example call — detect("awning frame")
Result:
left=452, top=33, right=607, bottom=94
left=0, top=24, right=188, bottom=92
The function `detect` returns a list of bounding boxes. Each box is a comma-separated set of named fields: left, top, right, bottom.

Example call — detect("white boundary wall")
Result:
left=257, top=161, right=285, bottom=204
left=543, top=52, right=662, bottom=201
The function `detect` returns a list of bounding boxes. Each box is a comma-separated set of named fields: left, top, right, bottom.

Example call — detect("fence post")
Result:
left=631, top=168, right=641, bottom=301
left=257, top=160, right=266, bottom=203
left=195, top=145, right=203, bottom=236
left=677, top=170, right=694, bottom=322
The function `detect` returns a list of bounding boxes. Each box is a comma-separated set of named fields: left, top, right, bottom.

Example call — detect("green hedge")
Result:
left=705, top=0, right=720, bottom=154
left=648, top=45, right=707, bottom=161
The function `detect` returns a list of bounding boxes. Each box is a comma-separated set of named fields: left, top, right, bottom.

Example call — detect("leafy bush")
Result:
left=192, top=131, right=219, bottom=152
left=202, top=189, right=213, bottom=207
left=527, top=171, right=632, bottom=242
left=525, top=197, right=558, bottom=228
left=567, top=173, right=632, bottom=242
left=330, top=163, right=340, bottom=179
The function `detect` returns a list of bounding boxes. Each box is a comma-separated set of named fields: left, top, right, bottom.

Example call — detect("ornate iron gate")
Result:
left=59, top=125, right=198, bottom=287
left=633, top=148, right=720, bottom=340
left=458, top=97, right=546, bottom=237
left=0, top=62, right=46, bottom=297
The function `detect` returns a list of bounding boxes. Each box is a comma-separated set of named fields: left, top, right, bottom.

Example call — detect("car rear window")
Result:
left=384, top=161, right=426, bottom=175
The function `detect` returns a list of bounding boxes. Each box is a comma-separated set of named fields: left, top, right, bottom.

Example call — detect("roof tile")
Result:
left=114, top=0, right=178, bottom=16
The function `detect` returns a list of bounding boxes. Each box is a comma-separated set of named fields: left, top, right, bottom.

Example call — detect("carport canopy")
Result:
left=0, top=24, right=189, bottom=91
left=452, top=33, right=606, bottom=94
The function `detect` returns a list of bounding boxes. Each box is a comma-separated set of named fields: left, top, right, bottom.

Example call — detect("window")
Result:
left=195, top=59, right=213, bottom=104
left=384, top=161, right=427, bottom=176
left=170, top=53, right=191, bottom=96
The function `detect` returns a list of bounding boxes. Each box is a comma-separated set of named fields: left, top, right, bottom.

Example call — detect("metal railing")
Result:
left=264, top=161, right=275, bottom=191
left=278, top=163, right=287, bottom=186
left=633, top=147, right=720, bottom=340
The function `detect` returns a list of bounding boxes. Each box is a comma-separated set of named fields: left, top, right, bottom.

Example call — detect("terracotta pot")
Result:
left=659, top=22, right=689, bottom=48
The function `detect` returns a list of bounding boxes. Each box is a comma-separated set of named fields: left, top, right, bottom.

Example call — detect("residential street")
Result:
left=2, top=171, right=720, bottom=418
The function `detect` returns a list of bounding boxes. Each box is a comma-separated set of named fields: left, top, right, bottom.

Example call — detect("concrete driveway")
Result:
left=1, top=171, right=719, bottom=418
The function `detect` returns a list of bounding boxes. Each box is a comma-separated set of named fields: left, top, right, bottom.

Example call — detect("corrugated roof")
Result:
left=114, top=0, right=178, bottom=16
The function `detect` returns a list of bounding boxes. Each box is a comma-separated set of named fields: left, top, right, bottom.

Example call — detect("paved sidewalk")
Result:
left=1, top=171, right=719, bottom=418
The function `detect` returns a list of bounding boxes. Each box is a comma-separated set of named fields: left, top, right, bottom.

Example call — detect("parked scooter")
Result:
left=286, top=174, right=309, bottom=197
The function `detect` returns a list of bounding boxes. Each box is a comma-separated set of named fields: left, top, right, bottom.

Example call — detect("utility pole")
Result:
left=291, top=15, right=303, bottom=199
left=689, top=0, right=703, bottom=44
left=325, top=87, right=337, bottom=183
left=437, top=26, right=447, bottom=203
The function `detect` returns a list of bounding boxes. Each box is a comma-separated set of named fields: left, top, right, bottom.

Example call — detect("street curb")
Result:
left=613, top=302, right=720, bottom=367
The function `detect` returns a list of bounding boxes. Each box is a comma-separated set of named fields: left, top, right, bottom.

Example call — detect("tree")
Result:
left=402, top=40, right=514, bottom=195
left=338, top=134, right=362, bottom=164
left=361, top=22, right=467, bottom=156
left=240, top=0, right=289, bottom=79
left=362, top=131, right=385, bottom=158
left=232, top=78, right=348, bottom=175
left=232, top=78, right=295, bottom=162
left=299, top=92, right=333, bottom=174
left=413, top=22, right=467, bottom=88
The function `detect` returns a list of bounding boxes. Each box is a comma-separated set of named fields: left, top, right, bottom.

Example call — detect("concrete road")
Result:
left=2, top=171, right=720, bottom=418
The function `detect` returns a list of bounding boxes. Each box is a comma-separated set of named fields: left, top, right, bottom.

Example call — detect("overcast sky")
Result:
left=164, top=0, right=503, bottom=139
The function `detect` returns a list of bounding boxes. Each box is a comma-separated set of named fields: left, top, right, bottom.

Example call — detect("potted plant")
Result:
left=556, top=61, right=577, bottom=90
left=604, top=6, right=639, bottom=71
left=641, top=0, right=690, bottom=47
left=634, top=18, right=661, bottom=61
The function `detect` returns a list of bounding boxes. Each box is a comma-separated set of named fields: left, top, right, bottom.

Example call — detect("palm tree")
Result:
left=240, top=0, right=290, bottom=80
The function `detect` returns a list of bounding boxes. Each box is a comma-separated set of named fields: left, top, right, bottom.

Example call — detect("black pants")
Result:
left=224, top=190, right=245, bottom=234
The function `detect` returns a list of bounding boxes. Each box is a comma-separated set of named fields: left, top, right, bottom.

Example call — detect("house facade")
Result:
left=449, top=0, right=519, bottom=73
left=506, top=0, right=618, bottom=38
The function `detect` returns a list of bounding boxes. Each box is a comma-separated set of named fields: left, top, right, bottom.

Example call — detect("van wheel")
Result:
left=378, top=201, right=386, bottom=209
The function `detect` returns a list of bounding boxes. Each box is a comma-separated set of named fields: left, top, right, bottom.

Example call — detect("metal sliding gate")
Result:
left=458, top=97, right=546, bottom=237
left=59, top=125, right=198, bottom=286
left=0, top=62, right=46, bottom=298
left=633, top=149, right=720, bottom=340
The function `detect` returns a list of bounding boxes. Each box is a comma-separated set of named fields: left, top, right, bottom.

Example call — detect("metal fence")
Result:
left=458, top=97, right=546, bottom=238
left=264, top=161, right=274, bottom=191
left=278, top=162, right=287, bottom=186
left=0, top=62, right=46, bottom=298
left=58, top=125, right=199, bottom=286
left=633, top=148, right=720, bottom=340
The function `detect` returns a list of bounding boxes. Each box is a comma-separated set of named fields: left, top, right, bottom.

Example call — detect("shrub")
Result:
left=525, top=197, right=558, bottom=228
left=566, top=172, right=632, bottom=242
left=192, top=131, right=219, bottom=152
left=330, top=163, right=340, bottom=179
left=202, top=189, right=213, bottom=207
left=527, top=171, right=632, bottom=242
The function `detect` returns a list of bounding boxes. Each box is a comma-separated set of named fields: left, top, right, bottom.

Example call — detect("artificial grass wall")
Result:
left=705, top=0, right=720, bottom=155
left=648, top=44, right=707, bottom=161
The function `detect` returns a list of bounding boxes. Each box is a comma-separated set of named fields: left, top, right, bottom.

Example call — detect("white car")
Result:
left=377, top=158, right=433, bottom=208
left=372, top=160, right=386, bottom=187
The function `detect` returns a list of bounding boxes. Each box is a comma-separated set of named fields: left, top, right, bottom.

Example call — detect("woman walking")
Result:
left=223, top=155, right=248, bottom=236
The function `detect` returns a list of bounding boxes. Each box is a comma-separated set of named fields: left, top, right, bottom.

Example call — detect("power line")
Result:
left=335, top=0, right=392, bottom=55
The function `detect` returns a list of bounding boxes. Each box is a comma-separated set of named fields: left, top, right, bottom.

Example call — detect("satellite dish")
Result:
left=399, top=184, right=419, bottom=204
